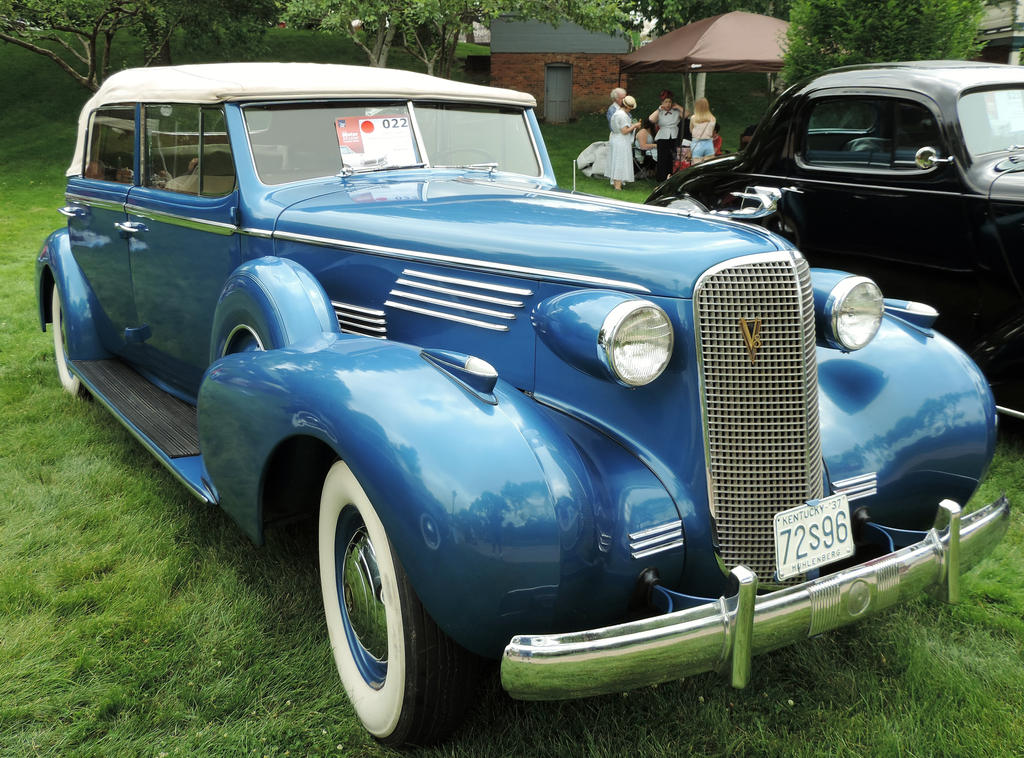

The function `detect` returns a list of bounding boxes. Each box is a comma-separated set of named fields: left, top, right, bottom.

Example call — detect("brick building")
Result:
left=490, top=18, right=630, bottom=122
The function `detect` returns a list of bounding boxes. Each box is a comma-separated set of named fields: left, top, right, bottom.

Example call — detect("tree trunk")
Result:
left=156, top=37, right=172, bottom=65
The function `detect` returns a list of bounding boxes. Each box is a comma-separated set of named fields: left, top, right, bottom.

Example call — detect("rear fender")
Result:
left=34, top=228, right=110, bottom=361
left=209, top=256, right=339, bottom=360
left=819, top=315, right=996, bottom=528
left=197, top=335, right=598, bottom=656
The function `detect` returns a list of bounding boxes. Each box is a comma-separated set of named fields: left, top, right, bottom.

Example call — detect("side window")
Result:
left=893, top=102, right=941, bottom=168
left=199, top=109, right=236, bottom=196
left=145, top=104, right=235, bottom=196
left=84, top=106, right=136, bottom=183
left=804, top=98, right=891, bottom=168
left=804, top=97, right=941, bottom=170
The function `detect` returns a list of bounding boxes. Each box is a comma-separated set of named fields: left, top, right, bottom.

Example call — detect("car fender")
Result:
left=197, top=334, right=601, bottom=656
left=209, top=256, right=339, bottom=361
left=818, top=315, right=997, bottom=528
left=34, top=228, right=110, bottom=361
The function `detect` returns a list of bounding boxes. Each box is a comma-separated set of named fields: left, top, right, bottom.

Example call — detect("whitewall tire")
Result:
left=51, top=284, right=83, bottom=397
left=318, top=461, right=478, bottom=745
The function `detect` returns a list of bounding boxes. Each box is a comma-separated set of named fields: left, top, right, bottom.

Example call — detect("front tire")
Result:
left=318, top=461, right=478, bottom=745
left=51, top=283, right=84, bottom=397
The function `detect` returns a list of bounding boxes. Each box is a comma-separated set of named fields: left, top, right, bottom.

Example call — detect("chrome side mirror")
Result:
left=915, top=146, right=955, bottom=169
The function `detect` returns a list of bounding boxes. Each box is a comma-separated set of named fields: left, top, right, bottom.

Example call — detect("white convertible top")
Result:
left=68, top=62, right=537, bottom=176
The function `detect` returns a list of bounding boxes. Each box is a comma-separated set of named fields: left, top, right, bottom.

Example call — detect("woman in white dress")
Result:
left=606, top=95, right=639, bottom=190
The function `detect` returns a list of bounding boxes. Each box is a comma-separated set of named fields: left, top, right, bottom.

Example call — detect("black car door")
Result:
left=781, top=91, right=977, bottom=344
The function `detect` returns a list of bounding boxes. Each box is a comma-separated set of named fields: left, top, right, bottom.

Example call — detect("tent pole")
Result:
left=682, top=73, right=694, bottom=113
left=695, top=72, right=706, bottom=101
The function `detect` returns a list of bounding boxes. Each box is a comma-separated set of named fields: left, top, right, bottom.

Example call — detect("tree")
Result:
left=0, top=0, right=138, bottom=90
left=283, top=0, right=401, bottom=68
left=635, top=0, right=791, bottom=36
left=0, top=0, right=277, bottom=91
left=135, top=0, right=278, bottom=67
left=401, top=0, right=478, bottom=78
left=783, top=0, right=985, bottom=83
left=283, top=0, right=626, bottom=77
left=404, top=0, right=627, bottom=78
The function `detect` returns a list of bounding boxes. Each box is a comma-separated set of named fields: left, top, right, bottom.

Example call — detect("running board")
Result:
left=70, top=359, right=216, bottom=503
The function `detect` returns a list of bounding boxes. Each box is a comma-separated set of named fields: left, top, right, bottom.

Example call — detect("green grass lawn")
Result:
left=2, top=30, right=1023, bottom=757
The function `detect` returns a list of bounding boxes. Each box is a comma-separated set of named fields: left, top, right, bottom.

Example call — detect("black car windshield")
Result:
left=244, top=101, right=539, bottom=184
left=959, top=88, right=1024, bottom=156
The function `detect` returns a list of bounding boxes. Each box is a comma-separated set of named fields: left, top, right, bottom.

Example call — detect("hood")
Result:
left=988, top=156, right=1024, bottom=201
left=271, top=174, right=788, bottom=298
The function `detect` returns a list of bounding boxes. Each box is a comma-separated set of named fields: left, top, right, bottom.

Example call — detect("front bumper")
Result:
left=501, top=497, right=1010, bottom=700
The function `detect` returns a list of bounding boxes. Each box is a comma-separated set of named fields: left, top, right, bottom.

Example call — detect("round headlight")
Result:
left=827, top=277, right=883, bottom=351
left=599, top=301, right=674, bottom=386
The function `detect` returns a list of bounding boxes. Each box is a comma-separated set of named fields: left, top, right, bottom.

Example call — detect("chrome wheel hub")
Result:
left=341, top=525, right=388, bottom=663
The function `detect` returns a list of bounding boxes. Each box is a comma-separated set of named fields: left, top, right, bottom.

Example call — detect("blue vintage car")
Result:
left=37, top=62, right=1009, bottom=745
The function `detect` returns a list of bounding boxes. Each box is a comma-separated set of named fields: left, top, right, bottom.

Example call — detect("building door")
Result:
left=544, top=64, right=572, bottom=123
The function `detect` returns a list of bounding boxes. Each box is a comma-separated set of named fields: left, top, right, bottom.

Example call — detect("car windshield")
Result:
left=243, top=101, right=539, bottom=184
left=959, top=88, right=1024, bottom=156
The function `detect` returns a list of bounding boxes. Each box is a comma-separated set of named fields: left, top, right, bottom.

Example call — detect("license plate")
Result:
left=773, top=493, right=855, bottom=581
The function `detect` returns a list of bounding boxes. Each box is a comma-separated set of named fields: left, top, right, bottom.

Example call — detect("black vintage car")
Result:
left=647, top=61, right=1024, bottom=416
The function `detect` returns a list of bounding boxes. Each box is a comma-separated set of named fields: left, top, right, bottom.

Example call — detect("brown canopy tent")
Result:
left=620, top=11, right=789, bottom=74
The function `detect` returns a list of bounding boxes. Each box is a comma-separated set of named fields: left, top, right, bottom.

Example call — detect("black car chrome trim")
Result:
left=401, top=268, right=534, bottom=296
left=384, top=300, right=509, bottom=331
left=780, top=175, right=965, bottom=199
left=388, top=289, right=516, bottom=320
left=125, top=204, right=237, bottom=236
left=832, top=472, right=878, bottom=501
left=394, top=278, right=525, bottom=307
left=274, top=230, right=650, bottom=292
left=996, top=405, right=1024, bottom=420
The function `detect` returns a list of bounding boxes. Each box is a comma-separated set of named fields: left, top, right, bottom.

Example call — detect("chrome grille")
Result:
left=694, top=252, right=823, bottom=581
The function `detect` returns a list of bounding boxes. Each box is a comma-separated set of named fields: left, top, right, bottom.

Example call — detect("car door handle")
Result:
left=114, top=221, right=148, bottom=235
left=58, top=205, right=87, bottom=218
